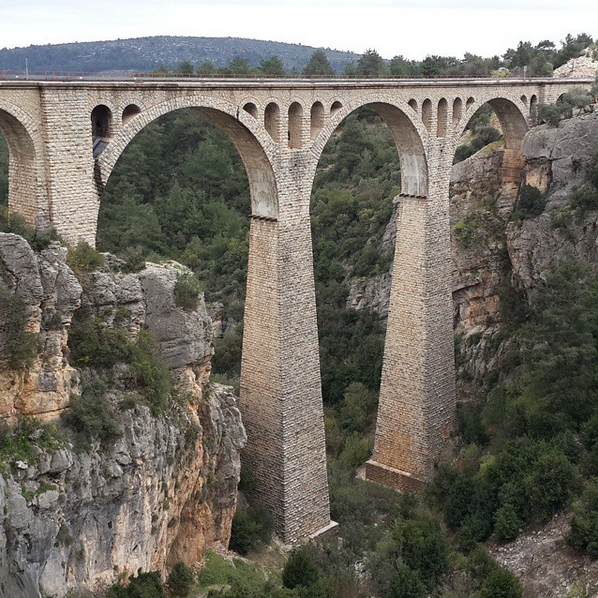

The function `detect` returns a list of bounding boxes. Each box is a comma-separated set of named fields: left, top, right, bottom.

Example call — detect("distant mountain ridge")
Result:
left=0, top=36, right=360, bottom=74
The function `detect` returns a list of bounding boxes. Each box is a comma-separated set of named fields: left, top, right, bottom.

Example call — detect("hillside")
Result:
left=0, top=36, right=359, bottom=74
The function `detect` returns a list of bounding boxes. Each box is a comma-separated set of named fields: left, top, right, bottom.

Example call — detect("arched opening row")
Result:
left=412, top=96, right=475, bottom=138
left=246, top=99, right=343, bottom=148
left=409, top=94, right=537, bottom=138
left=91, top=103, right=143, bottom=156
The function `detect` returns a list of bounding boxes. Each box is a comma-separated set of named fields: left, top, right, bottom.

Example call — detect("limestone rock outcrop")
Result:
left=554, top=54, right=598, bottom=78
left=0, top=385, right=245, bottom=598
left=0, top=235, right=82, bottom=419
left=507, top=113, right=598, bottom=290
left=0, top=239, right=246, bottom=597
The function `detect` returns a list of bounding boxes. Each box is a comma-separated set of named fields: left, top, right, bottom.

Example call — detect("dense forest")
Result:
left=1, top=35, right=598, bottom=598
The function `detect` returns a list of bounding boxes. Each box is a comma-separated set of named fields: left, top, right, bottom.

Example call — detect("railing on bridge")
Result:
left=0, top=69, right=578, bottom=83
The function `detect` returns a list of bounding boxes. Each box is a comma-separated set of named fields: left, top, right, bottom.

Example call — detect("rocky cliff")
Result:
left=0, top=237, right=246, bottom=598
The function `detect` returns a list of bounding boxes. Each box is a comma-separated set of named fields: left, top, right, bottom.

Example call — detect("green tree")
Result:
left=282, top=548, right=319, bottom=589
left=479, top=568, right=522, bottom=598
left=303, top=50, right=336, bottom=77
left=174, top=61, right=194, bottom=75
left=196, top=60, right=216, bottom=75
left=389, top=55, right=420, bottom=77
left=389, top=563, right=426, bottom=598
left=224, top=56, right=253, bottom=75
left=259, top=55, right=285, bottom=75
left=167, top=562, right=194, bottom=597
left=356, top=49, right=386, bottom=77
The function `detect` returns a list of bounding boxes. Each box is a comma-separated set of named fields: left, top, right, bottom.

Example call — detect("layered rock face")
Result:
left=0, top=240, right=246, bottom=597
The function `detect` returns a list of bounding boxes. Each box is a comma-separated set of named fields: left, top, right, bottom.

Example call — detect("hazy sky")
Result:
left=1, top=0, right=597, bottom=60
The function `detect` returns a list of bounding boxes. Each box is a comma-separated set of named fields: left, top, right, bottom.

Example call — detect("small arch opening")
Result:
left=288, top=102, right=303, bottom=149
left=264, top=102, right=280, bottom=143
left=422, top=99, right=433, bottom=133
left=122, top=104, right=141, bottom=125
left=452, top=98, right=463, bottom=127
left=466, top=97, right=475, bottom=110
left=310, top=102, right=325, bottom=141
left=331, top=101, right=343, bottom=115
left=408, top=99, right=418, bottom=112
left=91, top=105, right=112, bottom=141
left=243, top=103, right=258, bottom=118
left=437, top=98, right=448, bottom=138
left=521, top=95, right=528, bottom=106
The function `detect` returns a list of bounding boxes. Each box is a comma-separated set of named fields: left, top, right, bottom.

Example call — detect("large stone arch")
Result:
left=455, top=95, right=530, bottom=150
left=455, top=95, right=530, bottom=190
left=0, top=99, right=49, bottom=230
left=311, top=97, right=429, bottom=197
left=96, top=97, right=279, bottom=221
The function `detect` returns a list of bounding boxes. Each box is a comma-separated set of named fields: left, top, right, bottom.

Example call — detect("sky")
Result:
left=1, top=0, right=597, bottom=60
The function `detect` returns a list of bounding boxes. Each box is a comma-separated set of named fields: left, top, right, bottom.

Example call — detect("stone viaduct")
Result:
left=0, top=77, right=592, bottom=542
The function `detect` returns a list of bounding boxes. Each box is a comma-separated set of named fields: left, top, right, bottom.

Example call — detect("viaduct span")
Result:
left=0, top=77, right=592, bottom=542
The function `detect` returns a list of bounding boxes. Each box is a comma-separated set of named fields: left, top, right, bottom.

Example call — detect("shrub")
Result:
left=282, top=548, right=319, bottom=589
left=108, top=570, right=165, bottom=598
left=388, top=563, right=426, bottom=598
left=247, top=502, right=274, bottom=545
left=228, top=503, right=273, bottom=555
left=525, top=448, right=578, bottom=521
left=128, top=328, right=172, bottom=415
left=513, top=184, right=545, bottom=219
left=61, top=380, right=122, bottom=450
left=238, top=464, right=257, bottom=492
left=494, top=504, right=521, bottom=541
left=393, top=514, right=448, bottom=586
left=0, top=287, right=41, bottom=370
left=0, top=205, right=59, bottom=250
left=538, top=103, right=563, bottom=127
left=68, top=312, right=172, bottom=414
left=478, top=567, right=522, bottom=598
left=174, top=271, right=202, bottom=310
left=338, top=431, right=371, bottom=470
left=67, top=241, right=104, bottom=272
left=229, top=509, right=263, bottom=555
left=0, top=415, right=65, bottom=463
left=68, top=310, right=132, bottom=368
left=167, top=562, right=194, bottom=597
left=568, top=478, right=598, bottom=557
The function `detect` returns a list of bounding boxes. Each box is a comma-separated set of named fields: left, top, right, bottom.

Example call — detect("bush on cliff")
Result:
left=68, top=312, right=172, bottom=414
left=174, top=271, right=202, bottom=310
left=61, top=380, right=122, bottom=450
left=0, top=287, right=42, bottom=371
